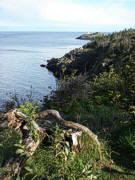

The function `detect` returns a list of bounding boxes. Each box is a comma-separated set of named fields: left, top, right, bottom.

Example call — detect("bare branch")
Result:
left=37, top=110, right=101, bottom=147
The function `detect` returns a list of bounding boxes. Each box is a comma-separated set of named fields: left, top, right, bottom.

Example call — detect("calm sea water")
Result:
left=0, top=32, right=88, bottom=107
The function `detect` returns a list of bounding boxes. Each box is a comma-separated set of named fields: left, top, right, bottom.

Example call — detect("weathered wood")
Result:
left=36, top=110, right=101, bottom=147
left=0, top=109, right=46, bottom=179
left=36, top=110, right=102, bottom=159
left=0, top=109, right=101, bottom=179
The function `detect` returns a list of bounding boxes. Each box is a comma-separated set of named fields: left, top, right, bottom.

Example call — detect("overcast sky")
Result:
left=0, top=0, right=135, bottom=32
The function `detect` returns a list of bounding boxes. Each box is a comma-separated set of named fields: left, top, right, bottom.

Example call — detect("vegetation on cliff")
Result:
left=47, top=28, right=135, bottom=78
left=45, top=28, right=135, bottom=178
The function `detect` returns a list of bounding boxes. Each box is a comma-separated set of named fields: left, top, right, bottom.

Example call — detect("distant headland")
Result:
left=76, top=32, right=106, bottom=40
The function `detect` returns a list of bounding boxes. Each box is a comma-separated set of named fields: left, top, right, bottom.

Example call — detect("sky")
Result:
left=0, top=0, right=135, bottom=32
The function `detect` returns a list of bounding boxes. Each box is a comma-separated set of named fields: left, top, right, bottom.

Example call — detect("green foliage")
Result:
left=22, top=127, right=102, bottom=179
left=47, top=28, right=135, bottom=78
left=15, top=142, right=31, bottom=157
left=89, top=61, right=135, bottom=110
left=91, top=68, right=123, bottom=105
left=19, top=102, right=38, bottom=117
left=19, top=102, right=39, bottom=140
left=118, top=129, right=135, bottom=152
left=0, top=129, right=21, bottom=167
left=43, top=30, right=135, bottom=178
left=110, top=123, right=135, bottom=169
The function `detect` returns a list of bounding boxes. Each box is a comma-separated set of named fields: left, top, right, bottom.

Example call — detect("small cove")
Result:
left=0, top=32, right=88, bottom=108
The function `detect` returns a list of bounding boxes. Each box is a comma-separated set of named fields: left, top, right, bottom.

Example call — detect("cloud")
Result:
left=35, top=0, right=135, bottom=26
left=0, top=0, right=135, bottom=30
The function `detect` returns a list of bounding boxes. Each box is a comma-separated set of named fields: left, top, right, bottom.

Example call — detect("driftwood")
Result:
left=36, top=110, right=100, bottom=146
left=0, top=109, right=101, bottom=179
left=0, top=109, right=46, bottom=179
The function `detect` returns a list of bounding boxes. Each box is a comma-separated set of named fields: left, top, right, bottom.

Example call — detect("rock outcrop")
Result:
left=46, top=29, right=135, bottom=78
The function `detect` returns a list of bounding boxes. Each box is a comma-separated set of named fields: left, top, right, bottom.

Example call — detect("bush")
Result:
left=22, top=127, right=102, bottom=179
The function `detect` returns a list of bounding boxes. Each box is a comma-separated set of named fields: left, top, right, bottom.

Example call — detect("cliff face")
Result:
left=47, top=29, right=135, bottom=78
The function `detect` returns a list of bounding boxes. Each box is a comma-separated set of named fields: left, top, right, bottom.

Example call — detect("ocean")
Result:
left=0, top=31, right=88, bottom=107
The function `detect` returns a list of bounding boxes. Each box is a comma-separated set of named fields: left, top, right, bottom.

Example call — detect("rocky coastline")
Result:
left=45, top=29, right=135, bottom=78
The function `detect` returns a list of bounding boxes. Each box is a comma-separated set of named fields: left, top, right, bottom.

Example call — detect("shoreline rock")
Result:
left=40, top=64, right=46, bottom=67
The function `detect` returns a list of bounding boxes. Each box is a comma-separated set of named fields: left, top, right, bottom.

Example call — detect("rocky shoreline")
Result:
left=46, top=47, right=94, bottom=78
left=41, top=32, right=106, bottom=77
left=45, top=34, right=110, bottom=78
left=43, top=29, right=135, bottom=80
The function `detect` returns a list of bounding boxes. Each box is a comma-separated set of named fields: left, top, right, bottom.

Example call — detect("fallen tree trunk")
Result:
left=0, top=109, right=101, bottom=179
left=36, top=110, right=101, bottom=147
left=35, top=110, right=102, bottom=158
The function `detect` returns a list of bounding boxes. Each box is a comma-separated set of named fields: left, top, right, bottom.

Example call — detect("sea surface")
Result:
left=0, top=31, right=88, bottom=107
